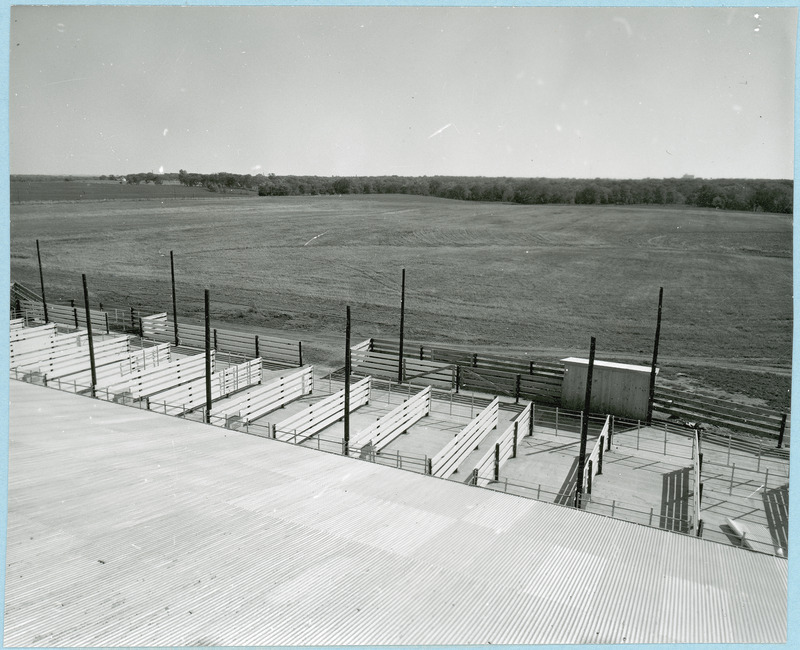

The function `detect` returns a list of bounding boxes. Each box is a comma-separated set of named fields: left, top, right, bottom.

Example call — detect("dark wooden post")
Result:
left=104, top=312, right=110, bottom=334
left=598, top=440, right=604, bottom=475
left=494, top=443, right=500, bottom=481
left=512, top=422, right=518, bottom=458
left=646, top=287, right=663, bottom=425
left=170, top=251, right=179, bottom=346
left=608, top=415, right=614, bottom=451
left=419, top=345, right=424, bottom=361
left=298, top=341, right=303, bottom=366
left=204, top=290, right=212, bottom=422
left=515, top=374, right=521, bottom=404
left=455, top=365, right=461, bottom=393
left=213, top=328, right=218, bottom=350
left=130, top=307, right=136, bottom=332
left=528, top=404, right=534, bottom=437
left=587, top=460, right=593, bottom=494
left=255, top=335, right=260, bottom=359
left=73, top=307, right=79, bottom=329
left=398, top=268, right=406, bottom=383
left=472, top=353, right=478, bottom=367
left=81, top=274, right=97, bottom=397
left=344, top=306, right=351, bottom=456
left=574, top=337, right=596, bottom=509
left=36, top=240, right=49, bottom=323
left=777, top=413, right=787, bottom=448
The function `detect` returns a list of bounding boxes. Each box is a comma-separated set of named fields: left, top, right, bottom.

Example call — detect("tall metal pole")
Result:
left=575, top=336, right=596, bottom=509
left=81, top=274, right=97, bottom=397
left=170, top=250, right=179, bottom=346
left=36, top=240, right=49, bottom=323
left=398, top=268, right=406, bottom=383
left=344, top=306, right=351, bottom=455
left=646, top=287, right=663, bottom=424
left=204, top=289, right=212, bottom=422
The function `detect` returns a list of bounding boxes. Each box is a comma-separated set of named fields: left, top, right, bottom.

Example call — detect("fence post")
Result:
left=138, top=317, right=144, bottom=338
left=515, top=374, right=521, bottom=404
left=419, top=345, right=424, bottom=361
left=471, top=468, right=478, bottom=486
left=608, top=416, right=614, bottom=451
left=426, top=456, right=432, bottom=475
left=512, top=422, right=518, bottom=458
left=455, top=365, right=461, bottom=394
left=73, top=307, right=79, bottom=329
left=298, top=341, right=303, bottom=366
left=529, top=404, right=534, bottom=436
left=765, top=467, right=770, bottom=490
left=494, top=443, right=500, bottom=481
left=598, top=440, right=603, bottom=475
left=213, top=328, right=218, bottom=350
left=555, top=407, right=559, bottom=436
left=104, top=312, right=110, bottom=334
left=663, top=423, right=668, bottom=455
left=727, top=432, right=732, bottom=465
left=777, top=413, right=787, bottom=448
left=472, top=353, right=478, bottom=367
left=587, top=460, right=592, bottom=494
left=729, top=463, right=735, bottom=495
left=255, top=335, right=260, bottom=359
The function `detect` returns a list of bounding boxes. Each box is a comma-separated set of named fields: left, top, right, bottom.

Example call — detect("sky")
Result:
left=7, top=5, right=798, bottom=179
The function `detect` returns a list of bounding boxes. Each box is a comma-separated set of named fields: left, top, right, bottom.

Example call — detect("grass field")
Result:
left=9, top=188, right=792, bottom=408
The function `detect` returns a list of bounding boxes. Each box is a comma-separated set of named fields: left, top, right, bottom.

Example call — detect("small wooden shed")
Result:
left=560, top=357, right=657, bottom=420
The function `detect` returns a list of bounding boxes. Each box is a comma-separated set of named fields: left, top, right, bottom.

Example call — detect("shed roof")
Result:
left=5, top=380, right=787, bottom=646
left=562, top=356, right=657, bottom=373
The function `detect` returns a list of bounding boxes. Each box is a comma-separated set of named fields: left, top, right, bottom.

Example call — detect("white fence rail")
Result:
left=349, top=385, right=432, bottom=455
left=473, top=402, right=533, bottom=486
left=10, top=330, right=88, bottom=368
left=209, top=366, right=314, bottom=427
left=99, top=351, right=213, bottom=401
left=274, top=377, right=371, bottom=444
left=432, top=397, right=499, bottom=479
left=59, top=343, right=172, bottom=389
left=26, top=337, right=132, bottom=381
left=150, top=358, right=263, bottom=416
left=22, top=300, right=109, bottom=333
left=582, top=416, right=611, bottom=496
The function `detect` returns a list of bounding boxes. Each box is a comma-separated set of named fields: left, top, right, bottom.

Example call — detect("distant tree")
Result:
left=333, top=177, right=351, bottom=194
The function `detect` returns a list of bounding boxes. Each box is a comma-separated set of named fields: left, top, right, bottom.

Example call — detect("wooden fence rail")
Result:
left=350, top=349, right=454, bottom=389
left=349, top=385, right=432, bottom=454
left=432, top=397, right=499, bottom=479
left=274, top=376, right=372, bottom=444
left=151, top=358, right=263, bottom=416
left=209, top=366, right=314, bottom=427
left=140, top=314, right=303, bottom=367
left=31, top=337, right=132, bottom=382
left=100, top=351, right=213, bottom=401
left=653, top=386, right=789, bottom=443
left=10, top=330, right=88, bottom=368
left=473, top=402, right=533, bottom=486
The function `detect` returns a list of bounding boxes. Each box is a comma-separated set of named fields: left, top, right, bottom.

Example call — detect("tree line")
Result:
left=175, top=171, right=792, bottom=213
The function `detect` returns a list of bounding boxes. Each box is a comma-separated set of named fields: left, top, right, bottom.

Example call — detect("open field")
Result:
left=9, top=192, right=792, bottom=407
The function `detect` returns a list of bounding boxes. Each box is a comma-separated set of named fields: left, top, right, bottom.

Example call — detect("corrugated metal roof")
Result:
left=5, top=380, right=788, bottom=646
